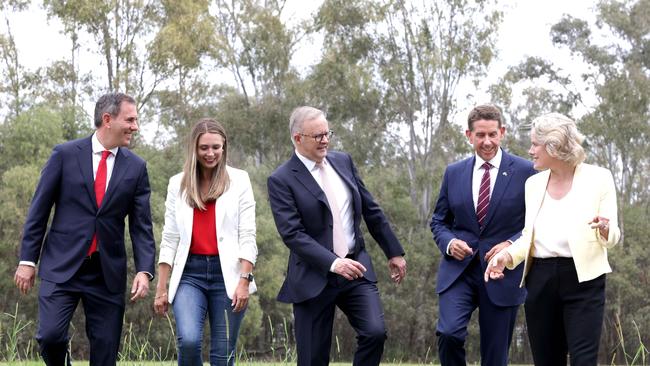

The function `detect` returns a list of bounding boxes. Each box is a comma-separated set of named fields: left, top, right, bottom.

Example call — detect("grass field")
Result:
left=0, top=363, right=444, bottom=366
left=0, top=363, right=439, bottom=366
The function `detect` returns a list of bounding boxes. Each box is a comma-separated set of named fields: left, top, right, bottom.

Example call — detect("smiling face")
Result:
left=196, top=132, right=224, bottom=172
left=528, top=131, right=554, bottom=170
left=465, top=119, right=505, bottom=162
left=104, top=101, right=138, bottom=148
left=294, top=115, right=330, bottom=163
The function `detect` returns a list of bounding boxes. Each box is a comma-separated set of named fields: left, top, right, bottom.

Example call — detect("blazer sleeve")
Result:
left=128, top=162, right=156, bottom=276
left=158, top=175, right=181, bottom=266
left=236, top=170, right=257, bottom=265
left=595, top=168, right=620, bottom=248
left=350, top=155, right=404, bottom=259
left=430, top=168, right=455, bottom=257
left=19, top=147, right=63, bottom=263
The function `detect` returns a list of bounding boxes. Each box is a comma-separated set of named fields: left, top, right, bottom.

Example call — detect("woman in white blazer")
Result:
left=153, top=119, right=257, bottom=366
left=485, top=113, right=620, bottom=366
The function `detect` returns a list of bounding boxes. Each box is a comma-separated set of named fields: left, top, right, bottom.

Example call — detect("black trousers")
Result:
left=524, top=257, right=605, bottom=366
left=37, top=254, right=125, bottom=366
left=293, top=274, right=386, bottom=366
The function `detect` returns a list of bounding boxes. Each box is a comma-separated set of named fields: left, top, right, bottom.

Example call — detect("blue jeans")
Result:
left=173, top=255, right=246, bottom=366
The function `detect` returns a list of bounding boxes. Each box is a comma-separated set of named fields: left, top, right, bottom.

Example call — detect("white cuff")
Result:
left=329, top=258, right=341, bottom=272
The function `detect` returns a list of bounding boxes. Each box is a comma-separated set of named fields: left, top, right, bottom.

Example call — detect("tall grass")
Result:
left=1, top=300, right=648, bottom=365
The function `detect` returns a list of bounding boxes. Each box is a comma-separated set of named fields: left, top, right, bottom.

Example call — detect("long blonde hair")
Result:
left=180, top=118, right=230, bottom=209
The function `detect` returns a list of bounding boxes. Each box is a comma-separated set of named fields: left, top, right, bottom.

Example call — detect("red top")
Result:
left=190, top=200, right=219, bottom=255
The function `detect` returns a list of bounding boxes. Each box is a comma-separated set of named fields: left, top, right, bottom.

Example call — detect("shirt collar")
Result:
left=92, top=132, right=119, bottom=156
left=474, top=147, right=502, bottom=171
left=295, top=150, right=328, bottom=172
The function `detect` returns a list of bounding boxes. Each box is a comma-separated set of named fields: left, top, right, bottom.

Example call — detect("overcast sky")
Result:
left=4, top=0, right=600, bottom=136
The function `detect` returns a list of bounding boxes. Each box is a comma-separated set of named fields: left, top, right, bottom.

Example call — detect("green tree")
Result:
left=377, top=0, right=502, bottom=222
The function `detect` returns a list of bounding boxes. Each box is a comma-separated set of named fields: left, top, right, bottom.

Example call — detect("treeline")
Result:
left=0, top=0, right=648, bottom=363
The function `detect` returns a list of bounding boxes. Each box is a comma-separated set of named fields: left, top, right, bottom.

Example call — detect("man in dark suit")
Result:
left=267, top=106, right=407, bottom=366
left=13, top=92, right=156, bottom=366
left=430, top=104, right=536, bottom=365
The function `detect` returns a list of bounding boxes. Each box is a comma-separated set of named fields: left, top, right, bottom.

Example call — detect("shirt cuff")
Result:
left=19, top=261, right=36, bottom=267
left=329, top=258, right=341, bottom=272
left=138, top=271, right=154, bottom=281
left=446, top=239, right=456, bottom=256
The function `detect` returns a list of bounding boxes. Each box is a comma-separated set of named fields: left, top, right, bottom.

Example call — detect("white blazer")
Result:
left=158, top=166, right=257, bottom=302
left=506, top=163, right=621, bottom=286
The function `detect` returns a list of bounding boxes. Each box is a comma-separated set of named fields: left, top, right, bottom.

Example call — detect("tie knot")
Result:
left=481, top=162, right=492, bottom=170
left=101, top=150, right=111, bottom=160
left=315, top=161, right=325, bottom=170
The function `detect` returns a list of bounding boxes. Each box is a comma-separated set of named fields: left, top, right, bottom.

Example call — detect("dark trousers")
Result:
left=37, top=254, right=125, bottom=366
left=525, top=257, right=606, bottom=366
left=436, top=255, right=519, bottom=366
left=293, top=274, right=386, bottom=366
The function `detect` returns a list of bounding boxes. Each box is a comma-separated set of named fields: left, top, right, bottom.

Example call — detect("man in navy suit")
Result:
left=430, top=104, right=536, bottom=365
left=13, top=92, right=156, bottom=365
left=267, top=106, right=407, bottom=366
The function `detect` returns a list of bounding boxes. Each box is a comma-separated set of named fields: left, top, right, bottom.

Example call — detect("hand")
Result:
left=388, top=256, right=407, bottom=284
left=484, top=251, right=513, bottom=282
left=130, top=272, right=150, bottom=302
left=14, top=265, right=36, bottom=295
left=232, top=280, right=250, bottom=313
left=449, top=239, right=474, bottom=261
left=484, top=241, right=511, bottom=263
left=589, top=216, right=610, bottom=240
left=333, top=258, right=367, bottom=280
left=153, top=291, right=168, bottom=316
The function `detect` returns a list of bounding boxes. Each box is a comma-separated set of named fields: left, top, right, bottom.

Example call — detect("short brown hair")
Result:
left=467, top=104, right=503, bottom=131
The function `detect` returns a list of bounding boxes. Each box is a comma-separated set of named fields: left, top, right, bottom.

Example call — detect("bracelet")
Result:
left=155, top=293, right=167, bottom=300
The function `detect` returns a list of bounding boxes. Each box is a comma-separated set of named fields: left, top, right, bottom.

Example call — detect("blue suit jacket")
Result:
left=268, top=151, right=405, bottom=304
left=430, top=150, right=535, bottom=306
left=19, top=136, right=156, bottom=294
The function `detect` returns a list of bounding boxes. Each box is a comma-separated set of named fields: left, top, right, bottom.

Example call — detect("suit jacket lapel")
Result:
left=100, top=147, right=130, bottom=212
left=327, top=153, right=361, bottom=218
left=461, top=157, right=478, bottom=231
left=178, top=190, right=194, bottom=244
left=76, top=137, right=96, bottom=207
left=290, top=154, right=329, bottom=208
left=482, top=152, right=513, bottom=229
left=215, top=187, right=228, bottom=234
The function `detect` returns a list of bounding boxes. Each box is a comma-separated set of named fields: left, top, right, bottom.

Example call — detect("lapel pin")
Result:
left=502, top=172, right=508, bottom=176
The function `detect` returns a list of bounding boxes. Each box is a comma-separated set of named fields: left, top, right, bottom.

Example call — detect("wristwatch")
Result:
left=240, top=272, right=254, bottom=282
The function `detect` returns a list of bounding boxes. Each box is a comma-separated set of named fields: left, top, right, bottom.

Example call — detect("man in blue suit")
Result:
left=268, top=106, right=407, bottom=366
left=430, top=104, right=536, bottom=365
left=13, top=92, right=156, bottom=365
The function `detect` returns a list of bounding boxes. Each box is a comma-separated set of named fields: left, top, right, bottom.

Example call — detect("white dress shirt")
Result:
left=447, top=148, right=503, bottom=254
left=295, top=151, right=354, bottom=271
left=91, top=132, right=119, bottom=184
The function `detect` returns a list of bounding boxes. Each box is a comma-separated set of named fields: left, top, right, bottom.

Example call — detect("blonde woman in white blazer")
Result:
left=153, top=119, right=257, bottom=366
left=485, top=113, right=620, bottom=366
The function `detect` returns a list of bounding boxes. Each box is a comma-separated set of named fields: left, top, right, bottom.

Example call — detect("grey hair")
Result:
left=531, top=113, right=586, bottom=165
left=289, top=106, right=326, bottom=145
left=94, top=92, right=136, bottom=128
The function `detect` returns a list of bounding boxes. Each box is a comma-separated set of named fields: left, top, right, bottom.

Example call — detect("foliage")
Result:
left=0, top=0, right=648, bottom=364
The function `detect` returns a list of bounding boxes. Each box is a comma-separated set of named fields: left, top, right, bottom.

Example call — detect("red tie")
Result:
left=476, top=162, right=492, bottom=227
left=88, top=150, right=111, bottom=256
